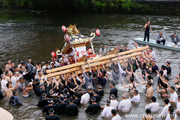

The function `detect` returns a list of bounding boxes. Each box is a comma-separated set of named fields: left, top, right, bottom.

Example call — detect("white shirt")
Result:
left=80, top=93, right=90, bottom=104
left=41, top=65, right=50, bottom=73
left=151, top=51, right=156, bottom=59
left=145, top=102, right=159, bottom=113
left=118, top=99, right=131, bottom=112
left=165, top=113, right=177, bottom=120
left=170, top=92, right=178, bottom=104
left=11, top=76, right=17, bottom=88
left=101, top=106, right=114, bottom=118
left=112, top=114, right=121, bottom=120
left=129, top=94, right=140, bottom=103
left=110, top=100, right=119, bottom=110
left=107, top=71, right=113, bottom=81
left=176, top=102, right=180, bottom=114
left=159, top=104, right=170, bottom=118
left=1, top=79, right=8, bottom=91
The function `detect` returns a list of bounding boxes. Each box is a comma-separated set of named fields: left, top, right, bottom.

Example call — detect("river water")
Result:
left=0, top=9, right=180, bottom=120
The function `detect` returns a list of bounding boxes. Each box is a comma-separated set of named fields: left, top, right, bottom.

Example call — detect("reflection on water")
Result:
left=0, top=9, right=180, bottom=120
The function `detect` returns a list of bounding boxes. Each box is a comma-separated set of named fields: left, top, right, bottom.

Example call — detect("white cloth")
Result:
left=112, top=114, right=121, bottom=120
left=11, top=76, right=17, bottom=88
left=151, top=51, right=156, bottom=59
left=107, top=71, right=113, bottom=81
left=118, top=99, right=131, bottom=112
left=165, top=113, right=177, bottom=120
left=1, top=79, right=8, bottom=91
left=145, top=102, right=159, bottom=113
left=110, top=100, right=119, bottom=110
left=170, top=92, right=178, bottom=104
left=159, top=104, right=170, bottom=118
left=176, top=102, right=180, bottom=114
left=129, top=94, right=140, bottom=103
left=101, top=106, right=114, bottom=118
left=41, top=65, right=50, bottom=73
left=80, top=93, right=90, bottom=105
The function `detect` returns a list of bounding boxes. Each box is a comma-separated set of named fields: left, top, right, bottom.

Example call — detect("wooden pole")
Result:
left=46, top=46, right=149, bottom=74
left=42, top=52, right=141, bottom=78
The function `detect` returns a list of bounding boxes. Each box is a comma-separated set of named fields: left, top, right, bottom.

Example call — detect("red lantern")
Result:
left=61, top=25, right=67, bottom=32
left=95, top=29, right=100, bottom=36
left=51, top=51, right=56, bottom=58
left=64, top=34, right=70, bottom=42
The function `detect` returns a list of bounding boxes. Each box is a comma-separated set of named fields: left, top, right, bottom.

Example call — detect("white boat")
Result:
left=133, top=37, right=180, bottom=51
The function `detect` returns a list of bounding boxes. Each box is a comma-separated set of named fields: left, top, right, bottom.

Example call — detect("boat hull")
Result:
left=133, top=37, right=180, bottom=52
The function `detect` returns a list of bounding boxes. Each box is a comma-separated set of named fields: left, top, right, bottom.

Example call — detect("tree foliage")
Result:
left=0, top=0, right=149, bottom=12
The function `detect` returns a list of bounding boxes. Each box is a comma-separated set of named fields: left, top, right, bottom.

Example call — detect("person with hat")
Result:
left=45, top=108, right=61, bottom=120
left=118, top=93, right=131, bottom=113
left=101, top=100, right=114, bottom=118
left=166, top=61, right=171, bottom=75
left=65, top=97, right=78, bottom=116
left=169, top=33, right=180, bottom=45
left=111, top=109, right=121, bottom=120
left=110, top=94, right=118, bottom=110
left=80, top=89, right=90, bottom=105
left=37, top=93, right=48, bottom=108
left=56, top=96, right=68, bottom=115
left=85, top=97, right=101, bottom=114
left=42, top=98, right=56, bottom=115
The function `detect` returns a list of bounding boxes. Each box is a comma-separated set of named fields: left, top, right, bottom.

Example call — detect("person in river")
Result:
left=110, top=94, right=118, bottom=110
left=165, top=86, right=178, bottom=105
left=111, top=109, right=121, bottom=120
left=146, top=81, right=153, bottom=98
left=118, top=93, right=131, bottom=113
left=169, top=33, right=180, bottom=45
left=166, top=106, right=177, bottom=120
left=101, top=100, right=114, bottom=118
left=45, top=108, right=61, bottom=120
left=143, top=109, right=154, bottom=120
left=123, top=77, right=139, bottom=94
left=85, top=97, right=101, bottom=114
left=158, top=99, right=170, bottom=118
left=144, top=21, right=153, bottom=42
left=145, top=96, right=159, bottom=113
left=23, top=82, right=33, bottom=97
left=42, top=99, right=56, bottom=115
left=166, top=61, right=171, bottom=75
left=128, top=90, right=140, bottom=103
left=110, top=81, right=118, bottom=98
left=9, top=90, right=23, bottom=106
left=156, top=31, right=166, bottom=45
left=65, top=97, right=78, bottom=116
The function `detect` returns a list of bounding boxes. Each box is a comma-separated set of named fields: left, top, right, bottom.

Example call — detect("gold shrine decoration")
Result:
left=46, top=46, right=149, bottom=74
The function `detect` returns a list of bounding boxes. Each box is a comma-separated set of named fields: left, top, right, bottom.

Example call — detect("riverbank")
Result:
left=0, top=0, right=180, bottom=15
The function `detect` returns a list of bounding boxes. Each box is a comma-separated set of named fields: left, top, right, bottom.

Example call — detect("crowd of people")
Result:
left=0, top=43, right=180, bottom=120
